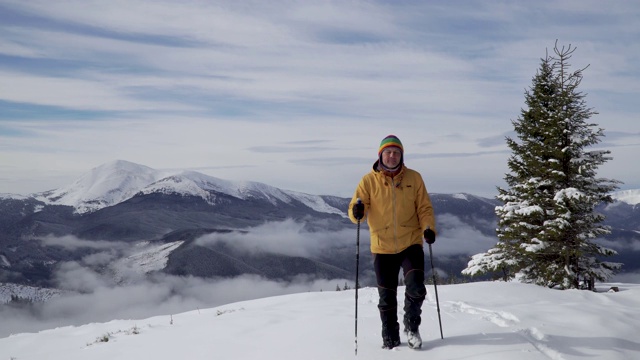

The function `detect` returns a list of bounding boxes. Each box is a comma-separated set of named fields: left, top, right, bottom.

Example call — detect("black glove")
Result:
left=352, top=200, right=364, bottom=220
left=424, top=228, right=436, bottom=244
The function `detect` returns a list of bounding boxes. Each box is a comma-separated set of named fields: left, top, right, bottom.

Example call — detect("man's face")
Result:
left=381, top=147, right=402, bottom=169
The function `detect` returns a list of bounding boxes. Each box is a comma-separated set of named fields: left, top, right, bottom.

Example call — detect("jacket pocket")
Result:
left=398, top=224, right=418, bottom=240
left=371, top=226, right=391, bottom=251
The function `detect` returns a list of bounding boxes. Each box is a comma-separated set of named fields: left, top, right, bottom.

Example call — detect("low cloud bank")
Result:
left=32, top=234, right=129, bottom=250
left=434, top=214, right=497, bottom=256
left=195, top=218, right=366, bottom=257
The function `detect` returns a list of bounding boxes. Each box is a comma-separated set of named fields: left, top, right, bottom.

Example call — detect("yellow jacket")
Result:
left=348, top=163, right=436, bottom=254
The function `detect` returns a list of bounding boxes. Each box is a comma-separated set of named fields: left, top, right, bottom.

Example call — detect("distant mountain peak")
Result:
left=0, top=193, right=28, bottom=200
left=33, top=160, right=165, bottom=213
left=611, top=189, right=640, bottom=205
left=30, top=160, right=346, bottom=217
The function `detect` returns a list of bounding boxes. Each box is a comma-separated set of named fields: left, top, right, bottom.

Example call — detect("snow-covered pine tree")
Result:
left=463, top=42, right=622, bottom=289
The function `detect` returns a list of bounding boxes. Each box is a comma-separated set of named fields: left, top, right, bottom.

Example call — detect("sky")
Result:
left=2, top=281, right=640, bottom=359
left=1, top=0, right=639, bottom=198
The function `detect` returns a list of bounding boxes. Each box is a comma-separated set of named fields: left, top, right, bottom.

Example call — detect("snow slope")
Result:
left=110, top=241, right=185, bottom=284
left=1, top=282, right=639, bottom=360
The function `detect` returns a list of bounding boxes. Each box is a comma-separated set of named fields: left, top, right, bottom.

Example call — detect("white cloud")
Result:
left=33, top=234, right=128, bottom=250
left=434, top=214, right=498, bottom=256
left=195, top=218, right=362, bottom=257
left=53, top=261, right=112, bottom=292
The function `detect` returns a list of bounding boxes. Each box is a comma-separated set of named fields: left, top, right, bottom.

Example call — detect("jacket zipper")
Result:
left=391, top=176, right=398, bottom=254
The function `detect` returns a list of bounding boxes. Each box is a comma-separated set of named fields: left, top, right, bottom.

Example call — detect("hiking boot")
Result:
left=404, top=329, right=422, bottom=349
left=381, top=323, right=401, bottom=349
left=382, top=337, right=401, bottom=349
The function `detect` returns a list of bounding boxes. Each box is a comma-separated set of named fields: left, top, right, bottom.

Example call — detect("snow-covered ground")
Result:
left=1, top=281, right=639, bottom=360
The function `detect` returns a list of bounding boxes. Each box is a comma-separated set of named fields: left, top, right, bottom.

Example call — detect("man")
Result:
left=348, top=134, right=437, bottom=350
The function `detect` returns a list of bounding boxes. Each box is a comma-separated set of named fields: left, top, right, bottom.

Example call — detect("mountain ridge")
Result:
left=0, top=160, right=638, bottom=289
left=27, top=160, right=347, bottom=217
left=1, top=160, right=639, bottom=212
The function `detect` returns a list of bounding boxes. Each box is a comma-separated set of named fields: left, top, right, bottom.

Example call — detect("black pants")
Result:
left=374, top=244, right=426, bottom=332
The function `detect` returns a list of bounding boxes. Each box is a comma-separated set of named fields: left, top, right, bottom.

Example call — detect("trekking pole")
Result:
left=428, top=242, right=444, bottom=339
left=355, top=217, right=360, bottom=355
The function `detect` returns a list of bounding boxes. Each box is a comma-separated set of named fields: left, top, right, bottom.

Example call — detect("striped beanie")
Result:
left=378, top=135, right=403, bottom=156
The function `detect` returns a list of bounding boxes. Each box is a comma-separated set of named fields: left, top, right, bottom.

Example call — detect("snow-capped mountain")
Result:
left=33, top=160, right=163, bottom=214
left=611, top=189, right=640, bottom=205
left=0, top=193, right=28, bottom=200
left=138, top=170, right=346, bottom=216
left=31, top=160, right=345, bottom=217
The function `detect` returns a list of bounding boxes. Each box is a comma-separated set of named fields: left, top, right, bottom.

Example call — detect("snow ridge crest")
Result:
left=31, top=160, right=344, bottom=216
